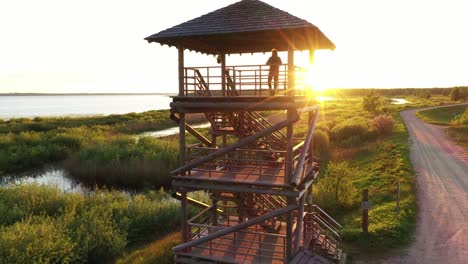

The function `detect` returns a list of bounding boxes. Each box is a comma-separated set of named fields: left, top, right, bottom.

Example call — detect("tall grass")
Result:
left=64, top=137, right=179, bottom=190
left=0, top=184, right=193, bottom=263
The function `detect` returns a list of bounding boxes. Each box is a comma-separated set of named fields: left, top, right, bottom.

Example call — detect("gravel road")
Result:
left=380, top=104, right=468, bottom=263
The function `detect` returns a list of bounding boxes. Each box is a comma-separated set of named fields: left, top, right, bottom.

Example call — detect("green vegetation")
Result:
left=64, top=137, right=179, bottom=190
left=307, top=93, right=452, bottom=252
left=116, top=232, right=181, bottom=264
left=417, top=105, right=467, bottom=149
left=0, top=184, right=195, bottom=263
left=0, top=111, right=206, bottom=189
left=449, top=87, right=468, bottom=101
left=0, top=88, right=460, bottom=261
left=416, top=105, right=466, bottom=125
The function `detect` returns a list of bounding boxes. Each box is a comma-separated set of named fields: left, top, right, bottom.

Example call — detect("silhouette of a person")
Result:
left=266, top=49, right=282, bottom=96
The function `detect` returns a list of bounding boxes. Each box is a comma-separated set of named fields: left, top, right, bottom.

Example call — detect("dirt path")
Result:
left=379, top=104, right=468, bottom=263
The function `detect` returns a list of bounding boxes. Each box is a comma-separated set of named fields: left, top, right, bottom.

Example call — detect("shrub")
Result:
left=450, top=87, right=461, bottom=101
left=362, top=91, right=382, bottom=113
left=373, top=114, right=395, bottom=135
left=0, top=184, right=189, bottom=263
left=451, top=109, right=468, bottom=126
left=314, top=161, right=358, bottom=214
left=0, top=216, right=78, bottom=264
left=312, top=130, right=329, bottom=154
left=330, top=117, right=374, bottom=146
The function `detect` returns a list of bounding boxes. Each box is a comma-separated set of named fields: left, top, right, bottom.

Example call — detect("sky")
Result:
left=0, top=0, right=467, bottom=94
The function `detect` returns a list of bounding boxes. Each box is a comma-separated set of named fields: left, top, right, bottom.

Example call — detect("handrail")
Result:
left=172, top=192, right=223, bottom=214
left=173, top=204, right=298, bottom=252
left=291, top=109, right=319, bottom=186
left=312, top=205, right=342, bottom=229
left=312, top=214, right=341, bottom=240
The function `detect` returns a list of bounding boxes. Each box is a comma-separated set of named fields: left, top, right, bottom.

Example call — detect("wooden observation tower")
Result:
left=146, top=1, right=343, bottom=263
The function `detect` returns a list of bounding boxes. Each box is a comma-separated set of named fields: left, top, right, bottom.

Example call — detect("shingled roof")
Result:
left=145, top=0, right=335, bottom=54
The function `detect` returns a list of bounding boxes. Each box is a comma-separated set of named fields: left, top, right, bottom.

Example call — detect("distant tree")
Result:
left=362, top=91, right=382, bottom=114
left=450, top=87, right=461, bottom=101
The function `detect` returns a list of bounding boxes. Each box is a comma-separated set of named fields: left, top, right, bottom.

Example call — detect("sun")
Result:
left=302, top=64, right=327, bottom=95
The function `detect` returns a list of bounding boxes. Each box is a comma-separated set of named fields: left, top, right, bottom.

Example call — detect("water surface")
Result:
left=0, top=95, right=172, bottom=118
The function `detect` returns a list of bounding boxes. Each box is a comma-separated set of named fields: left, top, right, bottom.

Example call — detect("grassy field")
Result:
left=416, top=104, right=468, bottom=149
left=416, top=105, right=466, bottom=124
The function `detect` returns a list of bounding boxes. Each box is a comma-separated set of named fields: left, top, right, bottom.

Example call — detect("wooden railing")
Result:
left=185, top=144, right=287, bottom=183
left=186, top=204, right=288, bottom=262
left=304, top=205, right=342, bottom=259
left=183, top=64, right=306, bottom=97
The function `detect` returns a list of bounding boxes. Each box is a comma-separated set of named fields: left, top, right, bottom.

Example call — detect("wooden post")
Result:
left=362, top=189, right=369, bottom=234
left=286, top=196, right=294, bottom=261
left=287, top=46, right=295, bottom=96
left=179, top=113, right=186, bottom=173
left=221, top=53, right=226, bottom=96
left=178, top=47, right=184, bottom=96
left=178, top=46, right=186, bottom=174
left=212, top=198, right=218, bottom=226
left=181, top=191, right=189, bottom=244
left=293, top=194, right=306, bottom=253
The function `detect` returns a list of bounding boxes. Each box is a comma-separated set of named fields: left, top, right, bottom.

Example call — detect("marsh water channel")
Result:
left=0, top=122, right=211, bottom=193
left=1, top=97, right=409, bottom=193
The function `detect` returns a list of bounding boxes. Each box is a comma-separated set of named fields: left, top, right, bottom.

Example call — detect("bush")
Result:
left=330, top=117, right=375, bottom=146
left=314, top=161, right=358, bottom=214
left=312, top=130, right=329, bottom=154
left=0, top=216, right=78, bottom=263
left=373, top=114, right=395, bottom=135
left=362, top=91, right=383, bottom=113
left=451, top=109, right=468, bottom=126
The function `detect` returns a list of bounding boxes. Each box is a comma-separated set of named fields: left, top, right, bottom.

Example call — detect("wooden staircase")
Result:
left=304, top=205, right=343, bottom=262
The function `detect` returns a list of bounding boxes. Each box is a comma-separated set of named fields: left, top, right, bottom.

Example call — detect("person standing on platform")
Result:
left=266, top=49, right=283, bottom=96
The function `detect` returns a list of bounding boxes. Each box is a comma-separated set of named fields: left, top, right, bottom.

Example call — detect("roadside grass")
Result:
left=305, top=95, right=454, bottom=253
left=416, top=105, right=466, bottom=125
left=416, top=105, right=467, bottom=149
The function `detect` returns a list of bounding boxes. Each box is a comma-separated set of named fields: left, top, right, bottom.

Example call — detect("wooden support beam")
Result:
left=170, top=113, right=211, bottom=146
left=172, top=192, right=223, bottom=213
left=221, top=53, right=226, bottom=96
left=171, top=114, right=298, bottom=176
left=287, top=46, right=295, bottom=96
left=172, top=181, right=299, bottom=197
left=172, top=204, right=298, bottom=252
left=291, top=109, right=319, bottom=186
left=179, top=113, right=186, bottom=173
left=293, top=194, right=306, bottom=253
left=286, top=196, right=294, bottom=261
left=178, top=47, right=184, bottom=96
left=170, top=101, right=301, bottom=113
left=181, top=192, right=188, bottom=244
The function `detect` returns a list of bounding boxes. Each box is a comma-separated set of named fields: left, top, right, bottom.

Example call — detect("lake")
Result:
left=0, top=94, right=173, bottom=118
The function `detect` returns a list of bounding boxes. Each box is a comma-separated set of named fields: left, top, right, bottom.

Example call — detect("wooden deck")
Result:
left=188, top=222, right=287, bottom=264
left=173, top=165, right=289, bottom=188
